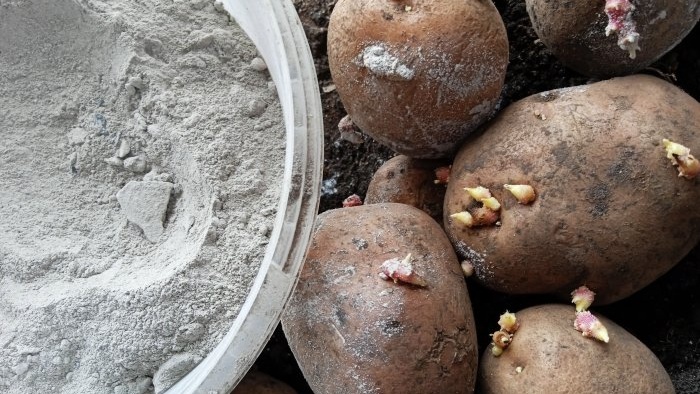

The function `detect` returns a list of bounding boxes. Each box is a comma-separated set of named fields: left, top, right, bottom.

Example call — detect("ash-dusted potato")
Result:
left=479, top=304, right=674, bottom=393
left=328, top=0, right=509, bottom=158
left=282, top=203, right=478, bottom=393
left=443, top=75, right=700, bottom=305
left=365, top=155, right=448, bottom=222
left=526, top=0, right=699, bottom=77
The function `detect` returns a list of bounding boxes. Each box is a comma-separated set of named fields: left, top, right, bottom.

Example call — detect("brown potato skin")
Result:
left=526, top=0, right=700, bottom=77
left=365, top=155, right=448, bottom=222
left=282, top=203, right=478, bottom=393
left=479, top=304, right=675, bottom=394
left=328, top=0, right=508, bottom=158
left=443, top=75, right=700, bottom=305
left=233, top=371, right=297, bottom=394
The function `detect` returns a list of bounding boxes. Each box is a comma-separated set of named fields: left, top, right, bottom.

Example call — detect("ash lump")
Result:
left=116, top=180, right=174, bottom=242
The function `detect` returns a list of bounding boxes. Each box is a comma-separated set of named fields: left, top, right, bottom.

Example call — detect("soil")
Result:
left=253, top=1, right=700, bottom=393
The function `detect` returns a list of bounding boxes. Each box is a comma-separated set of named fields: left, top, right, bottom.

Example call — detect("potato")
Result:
left=479, top=304, right=674, bottom=393
left=443, top=75, right=700, bottom=305
left=282, top=203, right=478, bottom=393
left=526, top=0, right=700, bottom=77
left=328, top=0, right=509, bottom=158
left=365, top=155, right=448, bottom=222
left=233, top=370, right=297, bottom=394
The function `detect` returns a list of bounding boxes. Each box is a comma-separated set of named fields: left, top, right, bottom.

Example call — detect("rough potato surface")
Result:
left=526, top=0, right=700, bottom=77
left=328, top=0, right=509, bottom=158
left=444, top=75, right=700, bottom=305
left=365, top=155, right=447, bottom=222
left=283, top=203, right=478, bottom=393
left=479, top=304, right=675, bottom=394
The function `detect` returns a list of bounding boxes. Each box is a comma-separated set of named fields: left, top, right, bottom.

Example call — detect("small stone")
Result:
left=128, top=76, right=143, bottom=89
left=67, top=127, right=89, bottom=145
left=249, top=57, right=267, bottom=72
left=123, top=155, right=148, bottom=173
left=125, top=76, right=143, bottom=97
left=117, top=140, right=131, bottom=159
left=152, top=353, right=202, bottom=394
left=246, top=99, right=267, bottom=118
left=260, top=207, right=275, bottom=216
left=116, top=181, right=173, bottom=242
left=104, top=157, right=123, bottom=168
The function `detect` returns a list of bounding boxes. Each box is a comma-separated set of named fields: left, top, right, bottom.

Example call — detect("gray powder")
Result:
left=0, top=0, right=285, bottom=393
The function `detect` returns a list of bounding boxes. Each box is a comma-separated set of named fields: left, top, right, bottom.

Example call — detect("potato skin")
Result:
left=443, top=75, right=700, bottom=305
left=479, top=304, right=675, bottom=394
left=365, top=155, right=448, bottom=222
left=526, top=0, right=700, bottom=77
left=233, top=371, right=297, bottom=394
left=328, top=0, right=508, bottom=158
left=282, top=203, right=478, bottom=393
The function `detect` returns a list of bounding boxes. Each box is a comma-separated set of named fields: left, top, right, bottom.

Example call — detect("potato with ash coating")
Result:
left=479, top=304, right=675, bottom=394
left=365, top=155, right=448, bottom=222
left=282, top=203, right=478, bottom=393
left=526, top=0, right=700, bottom=77
left=328, top=0, right=509, bottom=158
left=443, top=75, right=700, bottom=305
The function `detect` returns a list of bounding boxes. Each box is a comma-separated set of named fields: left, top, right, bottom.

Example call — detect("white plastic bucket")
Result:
left=166, top=0, right=323, bottom=392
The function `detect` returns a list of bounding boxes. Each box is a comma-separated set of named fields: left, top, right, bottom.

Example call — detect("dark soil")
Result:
left=253, top=1, right=700, bottom=393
